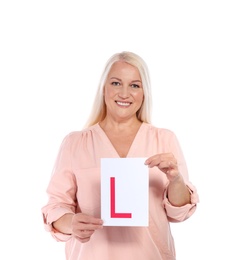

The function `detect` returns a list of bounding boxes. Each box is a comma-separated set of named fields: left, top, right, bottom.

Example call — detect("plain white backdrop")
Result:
left=0, top=1, right=243, bottom=259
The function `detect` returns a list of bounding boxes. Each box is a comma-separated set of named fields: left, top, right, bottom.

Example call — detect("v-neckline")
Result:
left=95, top=122, right=145, bottom=158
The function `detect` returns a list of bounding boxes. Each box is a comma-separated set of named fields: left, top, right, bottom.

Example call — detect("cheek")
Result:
left=104, top=88, right=116, bottom=105
left=104, top=86, right=116, bottom=97
left=134, top=91, right=144, bottom=103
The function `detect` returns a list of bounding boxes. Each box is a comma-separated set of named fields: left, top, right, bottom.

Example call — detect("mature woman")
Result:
left=42, top=51, right=199, bottom=260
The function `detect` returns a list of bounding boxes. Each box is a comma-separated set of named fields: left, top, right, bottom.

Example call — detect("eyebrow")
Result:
left=110, top=77, right=142, bottom=83
left=110, top=77, right=122, bottom=81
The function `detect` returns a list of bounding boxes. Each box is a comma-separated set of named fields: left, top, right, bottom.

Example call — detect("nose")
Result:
left=118, top=86, right=129, bottom=98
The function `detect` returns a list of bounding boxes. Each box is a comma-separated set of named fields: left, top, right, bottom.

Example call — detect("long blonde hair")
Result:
left=84, top=51, right=152, bottom=128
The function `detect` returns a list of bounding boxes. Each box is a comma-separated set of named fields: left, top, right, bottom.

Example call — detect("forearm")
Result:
left=167, top=175, right=191, bottom=207
left=52, top=213, right=74, bottom=234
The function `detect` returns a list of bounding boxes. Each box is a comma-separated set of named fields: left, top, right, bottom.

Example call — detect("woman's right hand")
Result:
left=71, top=213, right=103, bottom=243
left=53, top=213, right=103, bottom=243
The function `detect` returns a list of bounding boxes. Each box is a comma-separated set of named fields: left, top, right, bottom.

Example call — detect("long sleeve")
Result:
left=42, top=134, right=76, bottom=241
left=161, top=129, right=199, bottom=222
left=163, top=181, right=198, bottom=222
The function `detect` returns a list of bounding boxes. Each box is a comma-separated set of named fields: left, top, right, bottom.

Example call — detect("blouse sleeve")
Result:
left=162, top=130, right=199, bottom=222
left=41, top=133, right=76, bottom=241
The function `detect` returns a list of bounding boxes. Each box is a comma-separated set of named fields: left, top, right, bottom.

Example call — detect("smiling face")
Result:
left=103, top=61, right=144, bottom=123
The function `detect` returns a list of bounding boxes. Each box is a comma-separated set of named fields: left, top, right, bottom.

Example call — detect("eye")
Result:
left=111, top=81, right=121, bottom=86
left=131, top=84, right=140, bottom=88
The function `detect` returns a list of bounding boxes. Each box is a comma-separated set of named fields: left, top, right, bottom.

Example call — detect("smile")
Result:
left=115, top=101, right=132, bottom=107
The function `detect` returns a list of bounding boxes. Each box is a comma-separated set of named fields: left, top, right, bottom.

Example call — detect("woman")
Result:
left=42, top=51, right=199, bottom=260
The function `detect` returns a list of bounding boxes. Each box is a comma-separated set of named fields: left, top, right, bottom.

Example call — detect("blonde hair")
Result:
left=84, top=51, right=152, bottom=128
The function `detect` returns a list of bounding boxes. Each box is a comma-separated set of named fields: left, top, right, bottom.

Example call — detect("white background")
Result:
left=0, top=1, right=243, bottom=259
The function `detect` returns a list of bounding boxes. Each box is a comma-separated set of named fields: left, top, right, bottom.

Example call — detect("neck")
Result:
left=99, top=117, right=142, bottom=133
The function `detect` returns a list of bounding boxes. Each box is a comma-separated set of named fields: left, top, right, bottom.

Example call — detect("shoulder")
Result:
left=143, top=122, right=176, bottom=137
left=61, top=124, right=99, bottom=146
left=143, top=123, right=183, bottom=154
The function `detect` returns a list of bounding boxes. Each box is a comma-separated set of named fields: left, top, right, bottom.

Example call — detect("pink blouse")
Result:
left=42, top=123, right=199, bottom=260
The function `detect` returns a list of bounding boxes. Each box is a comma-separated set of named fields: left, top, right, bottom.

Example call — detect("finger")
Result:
left=74, top=235, right=91, bottom=243
left=74, top=213, right=103, bottom=225
left=145, top=153, right=175, bottom=167
left=74, top=229, right=95, bottom=238
left=82, top=223, right=103, bottom=231
left=145, top=157, right=163, bottom=168
left=72, top=222, right=103, bottom=235
left=144, top=155, right=157, bottom=165
left=73, top=229, right=96, bottom=242
left=148, top=158, right=173, bottom=169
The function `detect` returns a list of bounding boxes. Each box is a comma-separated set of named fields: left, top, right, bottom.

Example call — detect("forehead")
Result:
left=108, top=61, right=141, bottom=78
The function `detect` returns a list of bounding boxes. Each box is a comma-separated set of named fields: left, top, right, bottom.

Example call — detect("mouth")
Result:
left=115, top=101, right=132, bottom=107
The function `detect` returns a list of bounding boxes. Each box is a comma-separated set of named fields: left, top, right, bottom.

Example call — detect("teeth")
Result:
left=116, top=101, right=130, bottom=106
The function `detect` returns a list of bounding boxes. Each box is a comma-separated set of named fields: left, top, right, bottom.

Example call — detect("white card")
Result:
left=101, top=157, right=149, bottom=226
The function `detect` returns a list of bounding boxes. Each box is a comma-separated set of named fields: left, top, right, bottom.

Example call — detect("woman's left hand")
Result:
left=145, top=153, right=180, bottom=182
